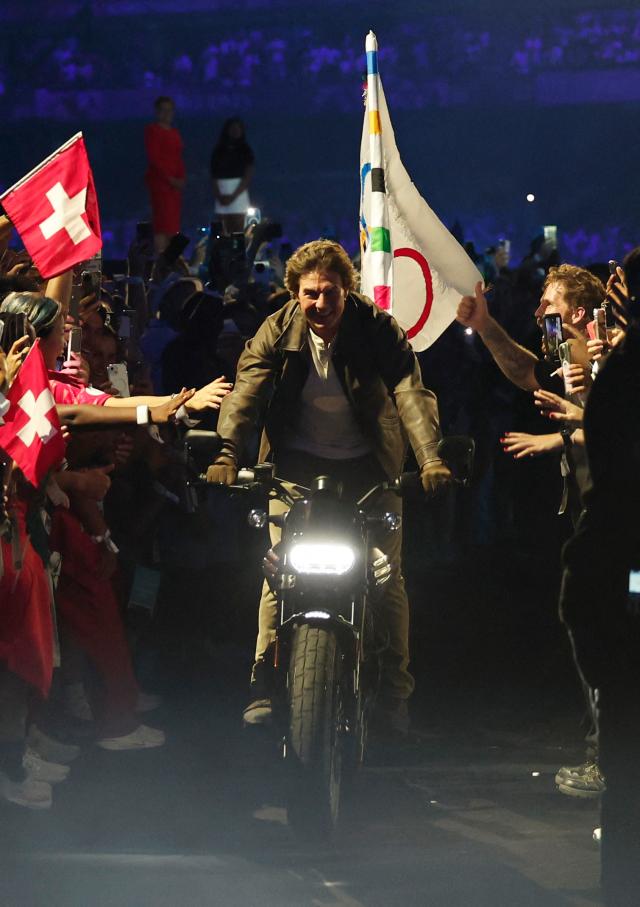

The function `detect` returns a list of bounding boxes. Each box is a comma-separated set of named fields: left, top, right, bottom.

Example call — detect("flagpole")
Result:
left=365, top=31, right=392, bottom=311
left=0, top=132, right=84, bottom=200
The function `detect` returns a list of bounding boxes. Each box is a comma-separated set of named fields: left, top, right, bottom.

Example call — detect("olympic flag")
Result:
left=359, top=32, right=482, bottom=350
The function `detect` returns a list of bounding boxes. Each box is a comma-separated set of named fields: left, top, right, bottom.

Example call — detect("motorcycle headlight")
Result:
left=288, top=543, right=356, bottom=576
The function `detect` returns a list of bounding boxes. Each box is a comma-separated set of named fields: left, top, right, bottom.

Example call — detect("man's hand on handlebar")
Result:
left=206, top=455, right=238, bottom=485
left=420, top=460, right=453, bottom=498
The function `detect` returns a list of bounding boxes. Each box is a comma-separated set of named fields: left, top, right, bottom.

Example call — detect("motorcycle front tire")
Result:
left=286, top=623, right=343, bottom=839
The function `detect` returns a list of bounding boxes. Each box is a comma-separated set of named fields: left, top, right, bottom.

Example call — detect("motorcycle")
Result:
left=211, top=435, right=476, bottom=839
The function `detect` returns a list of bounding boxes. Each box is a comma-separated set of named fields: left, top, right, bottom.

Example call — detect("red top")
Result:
left=144, top=123, right=185, bottom=190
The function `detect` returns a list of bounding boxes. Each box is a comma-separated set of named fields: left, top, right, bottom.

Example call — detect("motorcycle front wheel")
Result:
left=285, top=623, right=344, bottom=839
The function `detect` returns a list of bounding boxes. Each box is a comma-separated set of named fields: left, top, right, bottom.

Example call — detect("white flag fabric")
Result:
left=359, top=32, right=482, bottom=351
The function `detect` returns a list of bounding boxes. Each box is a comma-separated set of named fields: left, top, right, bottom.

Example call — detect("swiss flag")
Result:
left=1, top=133, right=101, bottom=279
left=0, top=340, right=65, bottom=487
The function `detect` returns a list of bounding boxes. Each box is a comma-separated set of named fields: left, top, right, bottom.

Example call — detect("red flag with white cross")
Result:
left=0, top=340, right=65, bottom=486
left=1, top=133, right=101, bottom=279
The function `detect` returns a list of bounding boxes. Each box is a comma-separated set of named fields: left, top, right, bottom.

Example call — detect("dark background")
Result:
left=1, top=0, right=639, bottom=261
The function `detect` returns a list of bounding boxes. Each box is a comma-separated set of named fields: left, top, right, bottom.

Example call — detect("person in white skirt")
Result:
left=210, top=118, right=255, bottom=234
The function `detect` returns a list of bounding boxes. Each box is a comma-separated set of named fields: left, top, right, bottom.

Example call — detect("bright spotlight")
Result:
left=526, top=193, right=535, bottom=203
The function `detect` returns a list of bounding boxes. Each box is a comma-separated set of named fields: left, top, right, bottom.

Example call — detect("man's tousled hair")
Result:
left=285, top=240, right=358, bottom=296
left=543, top=264, right=605, bottom=315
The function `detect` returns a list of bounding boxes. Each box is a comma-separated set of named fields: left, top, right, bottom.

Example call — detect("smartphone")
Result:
left=66, top=326, right=82, bottom=361
left=163, top=232, right=190, bottom=265
left=69, top=263, right=83, bottom=319
left=628, top=569, right=640, bottom=617
left=1, top=312, right=29, bottom=352
left=118, top=310, right=133, bottom=340
left=81, top=251, right=102, bottom=297
left=253, top=260, right=272, bottom=285
left=558, top=340, right=573, bottom=395
left=106, top=362, right=130, bottom=398
left=543, top=225, right=558, bottom=251
left=593, top=307, right=608, bottom=344
left=543, top=313, right=563, bottom=362
left=608, top=259, right=618, bottom=276
left=244, top=207, right=261, bottom=229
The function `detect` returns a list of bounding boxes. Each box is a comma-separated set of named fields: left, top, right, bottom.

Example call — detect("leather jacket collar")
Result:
left=275, top=293, right=360, bottom=354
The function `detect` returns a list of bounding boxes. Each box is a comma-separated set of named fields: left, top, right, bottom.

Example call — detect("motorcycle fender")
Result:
left=277, top=611, right=358, bottom=667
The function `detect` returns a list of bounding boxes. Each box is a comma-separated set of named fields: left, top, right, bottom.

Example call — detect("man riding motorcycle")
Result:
left=207, top=239, right=451, bottom=733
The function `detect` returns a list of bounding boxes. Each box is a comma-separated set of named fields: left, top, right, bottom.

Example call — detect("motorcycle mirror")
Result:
left=183, top=430, right=222, bottom=474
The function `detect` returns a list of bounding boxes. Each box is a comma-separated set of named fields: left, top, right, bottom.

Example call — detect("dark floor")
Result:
left=0, top=543, right=603, bottom=907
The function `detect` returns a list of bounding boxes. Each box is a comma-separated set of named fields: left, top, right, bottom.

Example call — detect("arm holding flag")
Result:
left=46, top=268, right=73, bottom=312
left=457, top=281, right=540, bottom=391
left=0, top=133, right=102, bottom=279
left=0, top=215, right=13, bottom=259
left=369, top=304, right=452, bottom=496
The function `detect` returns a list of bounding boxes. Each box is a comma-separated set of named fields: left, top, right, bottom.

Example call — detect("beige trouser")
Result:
left=254, top=450, right=415, bottom=701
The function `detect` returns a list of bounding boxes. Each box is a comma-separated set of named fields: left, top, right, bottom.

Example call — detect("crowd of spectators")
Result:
left=1, top=8, right=639, bottom=116
left=1, top=178, right=639, bottom=902
left=0, top=218, right=272, bottom=809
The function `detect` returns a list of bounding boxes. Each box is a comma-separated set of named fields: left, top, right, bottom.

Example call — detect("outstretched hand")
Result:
left=186, top=376, right=233, bottom=413
left=501, top=432, right=561, bottom=459
left=534, top=389, right=584, bottom=425
left=152, top=387, right=196, bottom=423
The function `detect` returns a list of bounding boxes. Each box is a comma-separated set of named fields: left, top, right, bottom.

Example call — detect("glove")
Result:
left=420, top=460, right=453, bottom=498
left=206, top=456, right=238, bottom=485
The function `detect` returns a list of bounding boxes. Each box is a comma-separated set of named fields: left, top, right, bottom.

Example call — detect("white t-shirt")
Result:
left=285, top=330, right=372, bottom=460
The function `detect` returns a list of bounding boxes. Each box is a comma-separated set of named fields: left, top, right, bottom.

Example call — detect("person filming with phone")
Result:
left=457, top=262, right=608, bottom=800
left=457, top=264, right=603, bottom=466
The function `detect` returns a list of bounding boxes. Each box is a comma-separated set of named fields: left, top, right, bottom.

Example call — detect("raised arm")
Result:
left=102, top=376, right=231, bottom=413
left=45, top=268, right=73, bottom=314
left=57, top=388, right=194, bottom=427
left=373, top=311, right=441, bottom=466
left=457, top=281, right=540, bottom=391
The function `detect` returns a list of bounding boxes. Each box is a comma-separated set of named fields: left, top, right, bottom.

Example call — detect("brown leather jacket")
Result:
left=216, top=292, right=442, bottom=479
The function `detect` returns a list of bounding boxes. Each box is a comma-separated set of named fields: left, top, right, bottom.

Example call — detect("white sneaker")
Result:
left=136, top=691, right=163, bottom=713
left=27, top=725, right=80, bottom=764
left=0, top=773, right=53, bottom=810
left=97, top=724, right=166, bottom=751
left=23, top=748, right=70, bottom=784
left=64, top=682, right=93, bottom=721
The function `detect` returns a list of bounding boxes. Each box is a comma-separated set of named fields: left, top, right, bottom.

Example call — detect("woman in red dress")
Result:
left=144, top=96, right=186, bottom=255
